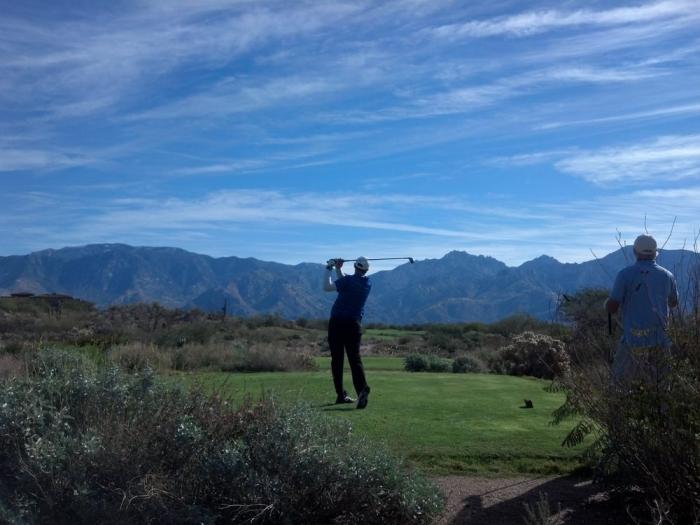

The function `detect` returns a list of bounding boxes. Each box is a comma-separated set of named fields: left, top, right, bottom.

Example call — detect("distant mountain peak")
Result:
left=0, top=243, right=696, bottom=324
left=520, top=254, right=560, bottom=267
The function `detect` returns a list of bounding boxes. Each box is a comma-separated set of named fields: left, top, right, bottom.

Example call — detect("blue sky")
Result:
left=2, top=0, right=699, bottom=270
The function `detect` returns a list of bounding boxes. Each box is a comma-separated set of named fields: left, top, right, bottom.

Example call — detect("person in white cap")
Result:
left=605, top=234, right=678, bottom=381
left=323, top=257, right=372, bottom=409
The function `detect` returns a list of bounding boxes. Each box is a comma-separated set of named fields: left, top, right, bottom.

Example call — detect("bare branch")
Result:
left=590, top=249, right=613, bottom=280
left=659, top=216, right=677, bottom=251
left=615, top=229, right=630, bottom=264
left=644, top=213, right=649, bottom=234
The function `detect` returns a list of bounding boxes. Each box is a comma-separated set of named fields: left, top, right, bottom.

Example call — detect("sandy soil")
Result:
left=433, top=474, right=629, bottom=524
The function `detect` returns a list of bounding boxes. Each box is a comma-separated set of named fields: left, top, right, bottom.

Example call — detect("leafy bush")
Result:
left=0, top=349, right=444, bottom=524
left=552, top=287, right=700, bottom=524
left=108, top=342, right=171, bottom=371
left=404, top=354, right=451, bottom=373
left=489, top=332, right=569, bottom=379
left=451, top=355, right=483, bottom=373
left=427, top=355, right=450, bottom=372
left=404, top=353, right=429, bottom=372
left=0, top=353, right=25, bottom=380
left=107, top=342, right=318, bottom=373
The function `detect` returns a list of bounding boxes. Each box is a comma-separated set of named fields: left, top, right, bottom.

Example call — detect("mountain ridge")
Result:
left=1, top=244, right=697, bottom=323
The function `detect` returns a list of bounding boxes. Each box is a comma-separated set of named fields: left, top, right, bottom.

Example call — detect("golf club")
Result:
left=339, top=257, right=415, bottom=264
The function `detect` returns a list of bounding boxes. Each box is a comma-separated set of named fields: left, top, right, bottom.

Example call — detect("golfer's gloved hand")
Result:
left=326, top=259, right=336, bottom=270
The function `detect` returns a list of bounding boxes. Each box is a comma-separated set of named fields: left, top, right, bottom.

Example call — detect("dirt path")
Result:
left=434, top=474, right=627, bottom=524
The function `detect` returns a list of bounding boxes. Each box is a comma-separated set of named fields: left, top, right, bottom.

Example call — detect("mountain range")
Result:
left=0, top=244, right=697, bottom=324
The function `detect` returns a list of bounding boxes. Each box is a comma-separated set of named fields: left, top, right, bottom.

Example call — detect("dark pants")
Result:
left=328, top=317, right=368, bottom=396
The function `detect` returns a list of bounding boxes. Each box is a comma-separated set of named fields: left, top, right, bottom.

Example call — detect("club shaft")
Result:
left=342, top=257, right=412, bottom=261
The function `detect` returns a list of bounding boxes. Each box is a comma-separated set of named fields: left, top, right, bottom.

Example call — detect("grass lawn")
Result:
left=187, top=357, right=586, bottom=476
left=316, top=355, right=406, bottom=370
left=363, top=328, right=425, bottom=341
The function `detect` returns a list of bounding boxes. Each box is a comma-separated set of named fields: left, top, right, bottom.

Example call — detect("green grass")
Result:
left=363, top=328, right=424, bottom=341
left=187, top=357, right=585, bottom=476
left=315, top=355, right=407, bottom=370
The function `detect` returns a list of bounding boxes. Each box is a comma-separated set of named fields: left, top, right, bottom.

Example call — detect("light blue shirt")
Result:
left=610, top=259, right=678, bottom=348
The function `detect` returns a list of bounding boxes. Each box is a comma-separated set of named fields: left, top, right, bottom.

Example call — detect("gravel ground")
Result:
left=434, top=474, right=629, bottom=524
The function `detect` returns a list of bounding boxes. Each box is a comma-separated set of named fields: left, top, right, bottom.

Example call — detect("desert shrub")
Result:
left=553, top=286, right=700, bottom=524
left=0, top=349, right=443, bottom=524
left=489, top=331, right=569, bottom=379
left=222, top=344, right=317, bottom=372
left=489, top=314, right=569, bottom=339
left=0, top=353, right=25, bottom=380
left=170, top=342, right=239, bottom=371
left=423, top=325, right=483, bottom=354
left=404, top=353, right=429, bottom=372
left=108, top=342, right=171, bottom=371
left=522, top=492, right=562, bottom=525
left=404, top=354, right=451, bottom=373
left=451, top=355, right=483, bottom=373
left=170, top=343, right=317, bottom=373
left=427, top=355, right=450, bottom=372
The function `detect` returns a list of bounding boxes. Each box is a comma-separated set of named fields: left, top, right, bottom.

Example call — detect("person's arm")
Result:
left=669, top=276, right=679, bottom=308
left=323, top=268, right=336, bottom=292
left=323, top=259, right=337, bottom=292
left=607, top=271, right=625, bottom=314
left=335, top=258, right=345, bottom=279
left=323, top=259, right=346, bottom=292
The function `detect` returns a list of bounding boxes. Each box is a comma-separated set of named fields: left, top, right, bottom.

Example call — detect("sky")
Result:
left=1, top=0, right=700, bottom=271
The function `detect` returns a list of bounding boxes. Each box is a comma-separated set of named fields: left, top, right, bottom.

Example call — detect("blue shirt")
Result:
left=331, top=274, right=371, bottom=321
left=610, top=260, right=678, bottom=347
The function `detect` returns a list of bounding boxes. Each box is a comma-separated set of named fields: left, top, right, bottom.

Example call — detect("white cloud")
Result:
left=173, top=160, right=269, bottom=176
left=537, top=102, right=700, bottom=130
left=2, top=184, right=699, bottom=267
left=555, top=134, right=700, bottom=184
left=0, top=148, right=94, bottom=172
left=127, top=77, right=338, bottom=121
left=0, top=2, right=360, bottom=117
left=433, top=0, right=698, bottom=39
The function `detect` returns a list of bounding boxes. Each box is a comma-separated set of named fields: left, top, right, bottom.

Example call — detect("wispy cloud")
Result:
left=173, top=160, right=269, bottom=176
left=555, top=134, right=700, bottom=184
left=536, top=102, right=700, bottom=130
left=432, top=1, right=698, bottom=39
left=126, top=77, right=339, bottom=121
left=2, top=184, right=699, bottom=267
left=0, top=148, right=94, bottom=172
left=326, top=62, right=664, bottom=124
left=0, top=2, right=359, bottom=117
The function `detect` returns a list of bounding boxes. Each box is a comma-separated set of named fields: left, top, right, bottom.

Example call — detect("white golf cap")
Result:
left=354, top=256, right=370, bottom=271
left=633, top=234, right=657, bottom=256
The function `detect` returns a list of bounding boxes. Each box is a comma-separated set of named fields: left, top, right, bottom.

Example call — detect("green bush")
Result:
left=0, top=349, right=444, bottom=524
left=489, top=331, right=569, bottom=379
left=404, top=353, right=429, bottom=372
left=428, top=355, right=450, bottom=372
left=451, top=355, right=482, bottom=373
left=553, top=288, right=700, bottom=524
left=106, top=342, right=318, bottom=373
left=404, top=354, right=451, bottom=373
left=108, top=342, right=171, bottom=371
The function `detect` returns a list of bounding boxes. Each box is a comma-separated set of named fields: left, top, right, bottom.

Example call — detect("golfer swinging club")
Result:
left=323, top=256, right=371, bottom=409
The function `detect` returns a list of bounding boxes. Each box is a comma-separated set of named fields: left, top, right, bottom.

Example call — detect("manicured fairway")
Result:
left=363, top=328, right=425, bottom=341
left=316, top=355, right=406, bottom=370
left=190, top=357, right=585, bottom=475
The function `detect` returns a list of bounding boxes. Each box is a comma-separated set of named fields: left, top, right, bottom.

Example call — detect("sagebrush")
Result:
left=0, top=349, right=444, bottom=524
